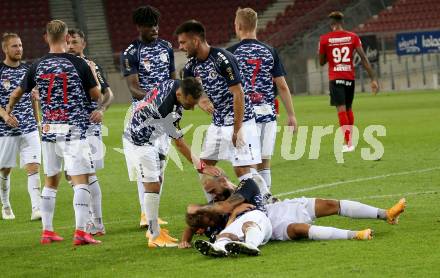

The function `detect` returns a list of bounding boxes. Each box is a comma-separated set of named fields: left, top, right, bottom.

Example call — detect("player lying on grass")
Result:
left=185, top=175, right=270, bottom=257
left=180, top=172, right=406, bottom=251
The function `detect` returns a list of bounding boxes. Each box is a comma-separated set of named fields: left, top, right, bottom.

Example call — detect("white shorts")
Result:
left=87, top=134, right=104, bottom=170
left=219, top=210, right=272, bottom=246
left=200, top=119, right=262, bottom=167
left=257, top=121, right=277, bottom=159
left=155, top=133, right=171, bottom=156
left=266, top=197, right=316, bottom=241
left=123, top=137, right=161, bottom=183
left=42, top=139, right=95, bottom=177
left=0, top=131, right=41, bottom=168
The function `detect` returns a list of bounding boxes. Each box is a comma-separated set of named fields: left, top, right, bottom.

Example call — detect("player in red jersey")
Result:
left=319, top=11, right=379, bottom=152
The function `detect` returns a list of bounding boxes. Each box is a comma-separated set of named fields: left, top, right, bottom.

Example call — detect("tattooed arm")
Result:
left=193, top=193, right=246, bottom=215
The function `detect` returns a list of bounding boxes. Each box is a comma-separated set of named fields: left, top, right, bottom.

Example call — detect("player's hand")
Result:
left=31, top=88, right=40, bottom=101
left=90, top=109, right=104, bottom=123
left=202, top=165, right=222, bottom=177
left=178, top=241, right=192, bottom=249
left=371, top=80, right=379, bottom=95
left=198, top=97, right=214, bottom=115
left=287, top=114, right=297, bottom=133
left=231, top=203, right=255, bottom=217
left=3, top=114, right=19, bottom=128
left=232, top=129, right=245, bottom=148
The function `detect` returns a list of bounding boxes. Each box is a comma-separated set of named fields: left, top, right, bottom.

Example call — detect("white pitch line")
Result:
left=275, top=166, right=440, bottom=198
left=351, top=190, right=438, bottom=200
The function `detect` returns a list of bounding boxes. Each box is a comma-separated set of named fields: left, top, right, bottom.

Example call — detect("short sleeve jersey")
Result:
left=21, top=53, right=97, bottom=142
left=227, top=39, right=286, bottom=123
left=83, top=56, right=109, bottom=137
left=125, top=79, right=183, bottom=146
left=235, top=178, right=266, bottom=214
left=120, top=39, right=175, bottom=102
left=319, top=30, right=362, bottom=81
left=0, top=62, right=37, bottom=137
left=183, top=47, right=254, bottom=126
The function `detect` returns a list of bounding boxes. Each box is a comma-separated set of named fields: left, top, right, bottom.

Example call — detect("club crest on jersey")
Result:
left=160, top=53, right=168, bottom=63
left=208, top=71, right=218, bottom=80
left=2, top=79, right=11, bottom=90
left=142, top=59, right=151, bottom=71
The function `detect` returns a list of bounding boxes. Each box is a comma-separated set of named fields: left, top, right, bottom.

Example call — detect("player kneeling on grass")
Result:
left=181, top=172, right=406, bottom=249
left=123, top=77, right=221, bottom=248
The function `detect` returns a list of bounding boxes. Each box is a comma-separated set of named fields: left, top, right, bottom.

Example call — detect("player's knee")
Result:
left=217, top=233, right=239, bottom=241
left=287, top=224, right=310, bottom=240
left=25, top=163, right=40, bottom=175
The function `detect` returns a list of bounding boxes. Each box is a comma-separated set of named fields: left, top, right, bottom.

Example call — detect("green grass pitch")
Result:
left=0, top=90, right=439, bottom=277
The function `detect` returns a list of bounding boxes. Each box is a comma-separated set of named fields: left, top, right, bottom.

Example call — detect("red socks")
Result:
left=338, top=111, right=350, bottom=145
left=347, top=109, right=354, bottom=125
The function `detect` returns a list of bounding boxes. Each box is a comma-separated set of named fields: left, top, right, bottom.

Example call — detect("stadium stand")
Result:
left=258, top=0, right=352, bottom=48
left=104, top=0, right=274, bottom=53
left=354, top=0, right=440, bottom=34
left=0, top=0, right=50, bottom=60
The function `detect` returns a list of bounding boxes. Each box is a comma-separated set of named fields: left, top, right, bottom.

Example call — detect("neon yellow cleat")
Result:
left=355, top=229, right=373, bottom=240
left=386, top=198, right=406, bottom=225
left=147, top=228, right=178, bottom=248
left=140, top=213, right=168, bottom=228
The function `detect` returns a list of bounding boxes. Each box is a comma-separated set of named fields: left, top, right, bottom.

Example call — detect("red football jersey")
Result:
left=319, top=30, right=362, bottom=81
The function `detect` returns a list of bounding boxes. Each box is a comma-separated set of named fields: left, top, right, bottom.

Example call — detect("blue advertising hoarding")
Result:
left=396, top=30, right=440, bottom=56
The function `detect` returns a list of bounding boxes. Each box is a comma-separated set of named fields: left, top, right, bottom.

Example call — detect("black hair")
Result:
left=68, top=28, right=85, bottom=40
left=174, top=20, right=206, bottom=41
left=328, top=11, right=344, bottom=23
left=132, top=5, right=160, bottom=27
left=181, top=77, right=203, bottom=99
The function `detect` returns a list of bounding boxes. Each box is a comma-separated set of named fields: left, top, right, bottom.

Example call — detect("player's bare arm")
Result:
left=87, top=60, right=102, bottom=92
left=90, top=87, right=114, bottom=123
left=356, top=46, right=379, bottom=94
left=178, top=226, right=195, bottom=249
left=230, top=83, right=245, bottom=147
left=226, top=203, right=255, bottom=226
left=31, top=96, right=41, bottom=125
left=126, top=74, right=146, bottom=100
left=170, top=71, right=177, bottom=80
left=197, top=94, right=214, bottom=114
left=274, top=76, right=297, bottom=132
left=319, top=53, right=327, bottom=66
left=195, top=193, right=246, bottom=215
left=173, top=137, right=221, bottom=176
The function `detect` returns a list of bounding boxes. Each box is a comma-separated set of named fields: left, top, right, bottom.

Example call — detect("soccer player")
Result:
left=176, top=20, right=271, bottom=201
left=0, top=33, right=42, bottom=220
left=67, top=28, right=114, bottom=235
left=6, top=20, right=102, bottom=245
left=227, top=8, right=297, bottom=190
left=186, top=172, right=270, bottom=257
left=120, top=5, right=175, bottom=228
left=319, top=11, right=379, bottom=152
left=182, top=173, right=406, bottom=248
left=123, top=77, right=221, bottom=247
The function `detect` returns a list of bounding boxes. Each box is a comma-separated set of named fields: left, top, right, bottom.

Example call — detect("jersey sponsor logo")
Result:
left=225, top=67, right=234, bottom=81
left=42, top=123, right=71, bottom=134
left=329, top=37, right=352, bottom=44
left=2, top=79, right=11, bottom=90
left=333, top=64, right=352, bottom=72
left=124, top=58, right=131, bottom=71
left=335, top=80, right=353, bottom=86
